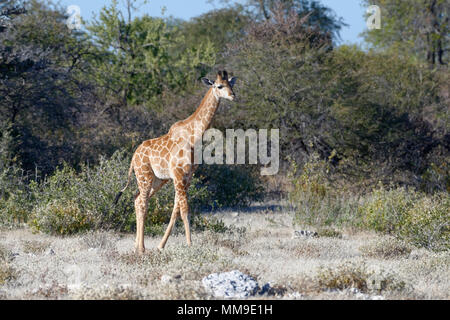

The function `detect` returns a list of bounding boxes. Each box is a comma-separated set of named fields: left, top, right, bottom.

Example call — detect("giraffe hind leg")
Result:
left=134, top=177, right=168, bottom=254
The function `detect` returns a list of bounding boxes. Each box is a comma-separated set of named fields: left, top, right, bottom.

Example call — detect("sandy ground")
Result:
left=0, top=202, right=448, bottom=300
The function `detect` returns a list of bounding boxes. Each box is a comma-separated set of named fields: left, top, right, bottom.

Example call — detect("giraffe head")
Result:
left=202, top=70, right=236, bottom=101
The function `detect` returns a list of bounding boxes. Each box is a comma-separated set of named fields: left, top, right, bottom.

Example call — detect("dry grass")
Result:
left=22, top=240, right=50, bottom=255
left=317, top=261, right=372, bottom=292
left=0, top=245, right=16, bottom=285
left=359, top=238, right=412, bottom=259
left=0, top=201, right=448, bottom=300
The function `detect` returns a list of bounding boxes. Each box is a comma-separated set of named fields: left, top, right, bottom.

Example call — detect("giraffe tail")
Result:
left=114, top=157, right=134, bottom=205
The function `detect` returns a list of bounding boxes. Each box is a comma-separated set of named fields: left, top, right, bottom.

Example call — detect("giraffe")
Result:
left=115, top=70, right=237, bottom=254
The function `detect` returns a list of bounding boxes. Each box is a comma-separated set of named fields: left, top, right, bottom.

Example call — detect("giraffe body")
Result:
left=117, top=71, right=236, bottom=254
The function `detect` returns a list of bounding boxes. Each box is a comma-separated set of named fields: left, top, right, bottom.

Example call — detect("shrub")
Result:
left=359, top=186, right=449, bottom=251
left=27, top=150, right=135, bottom=234
left=196, top=164, right=264, bottom=208
left=289, top=154, right=358, bottom=226
left=317, top=261, right=372, bottom=292
left=290, top=156, right=449, bottom=251
left=0, top=125, right=33, bottom=227
left=0, top=245, right=16, bottom=285
left=318, top=261, right=407, bottom=294
left=359, top=185, right=418, bottom=234
left=367, top=271, right=407, bottom=294
left=22, top=240, right=50, bottom=254
left=400, top=193, right=449, bottom=251
left=30, top=200, right=93, bottom=235
left=28, top=149, right=228, bottom=236
left=317, top=227, right=342, bottom=238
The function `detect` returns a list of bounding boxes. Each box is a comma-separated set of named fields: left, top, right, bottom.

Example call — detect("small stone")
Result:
left=349, top=287, right=360, bottom=294
left=161, top=275, right=172, bottom=284
left=287, top=291, right=303, bottom=299
left=293, top=230, right=318, bottom=238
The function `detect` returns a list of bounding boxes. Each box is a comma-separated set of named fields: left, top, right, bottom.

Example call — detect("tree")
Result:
left=245, top=0, right=347, bottom=40
left=362, top=0, right=449, bottom=66
left=177, top=5, right=250, bottom=53
left=0, top=0, right=95, bottom=174
left=221, top=4, right=448, bottom=188
left=86, top=0, right=216, bottom=110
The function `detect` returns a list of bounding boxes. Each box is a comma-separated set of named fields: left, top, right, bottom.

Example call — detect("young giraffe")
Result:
left=115, top=70, right=236, bottom=254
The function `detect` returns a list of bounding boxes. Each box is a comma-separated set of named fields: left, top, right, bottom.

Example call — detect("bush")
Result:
left=289, top=154, right=358, bottom=226
left=359, top=186, right=449, bottom=251
left=400, top=193, right=449, bottom=251
left=0, top=245, right=16, bottom=285
left=359, top=186, right=418, bottom=234
left=317, top=261, right=372, bottom=292
left=28, top=149, right=228, bottom=236
left=290, top=156, right=449, bottom=251
left=30, top=200, right=93, bottom=235
left=28, top=151, right=135, bottom=234
left=195, top=164, right=264, bottom=208
left=0, top=125, right=32, bottom=228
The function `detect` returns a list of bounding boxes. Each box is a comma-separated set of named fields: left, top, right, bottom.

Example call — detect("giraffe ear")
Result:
left=201, top=78, right=214, bottom=86
left=228, top=77, right=237, bottom=88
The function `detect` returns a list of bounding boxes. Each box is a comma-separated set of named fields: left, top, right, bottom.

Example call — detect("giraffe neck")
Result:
left=191, top=87, right=220, bottom=135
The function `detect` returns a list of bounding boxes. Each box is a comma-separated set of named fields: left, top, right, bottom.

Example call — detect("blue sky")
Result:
left=59, top=0, right=367, bottom=44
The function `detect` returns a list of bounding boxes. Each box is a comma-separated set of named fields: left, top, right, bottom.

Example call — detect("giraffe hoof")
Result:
left=135, top=248, right=145, bottom=255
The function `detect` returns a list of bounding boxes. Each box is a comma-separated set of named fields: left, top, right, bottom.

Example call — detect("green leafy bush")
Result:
left=195, top=164, right=264, bottom=208
left=0, top=125, right=33, bottom=227
left=359, top=186, right=418, bottom=234
left=28, top=150, right=135, bottom=233
left=28, top=149, right=228, bottom=236
left=400, top=193, right=449, bottom=251
left=290, top=155, right=449, bottom=251
left=289, top=154, right=358, bottom=226
left=30, top=200, right=93, bottom=235
left=359, top=186, right=449, bottom=250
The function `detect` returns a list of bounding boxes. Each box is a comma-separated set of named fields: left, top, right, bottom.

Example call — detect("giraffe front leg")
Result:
left=158, top=201, right=179, bottom=250
left=178, top=190, right=191, bottom=246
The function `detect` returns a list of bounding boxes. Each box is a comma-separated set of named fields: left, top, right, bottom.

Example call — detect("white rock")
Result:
left=202, top=270, right=260, bottom=298
left=287, top=291, right=303, bottom=299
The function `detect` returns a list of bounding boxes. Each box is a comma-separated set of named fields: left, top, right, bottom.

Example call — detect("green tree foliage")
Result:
left=223, top=5, right=448, bottom=189
left=245, top=0, right=347, bottom=39
left=86, top=0, right=216, bottom=109
left=362, top=0, right=449, bottom=66
left=177, top=5, right=250, bottom=54
left=0, top=0, right=94, bottom=174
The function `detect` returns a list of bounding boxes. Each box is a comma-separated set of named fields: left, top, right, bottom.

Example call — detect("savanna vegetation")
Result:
left=0, top=0, right=448, bottom=258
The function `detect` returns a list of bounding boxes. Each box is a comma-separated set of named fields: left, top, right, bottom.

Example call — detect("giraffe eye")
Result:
left=217, top=85, right=223, bottom=89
